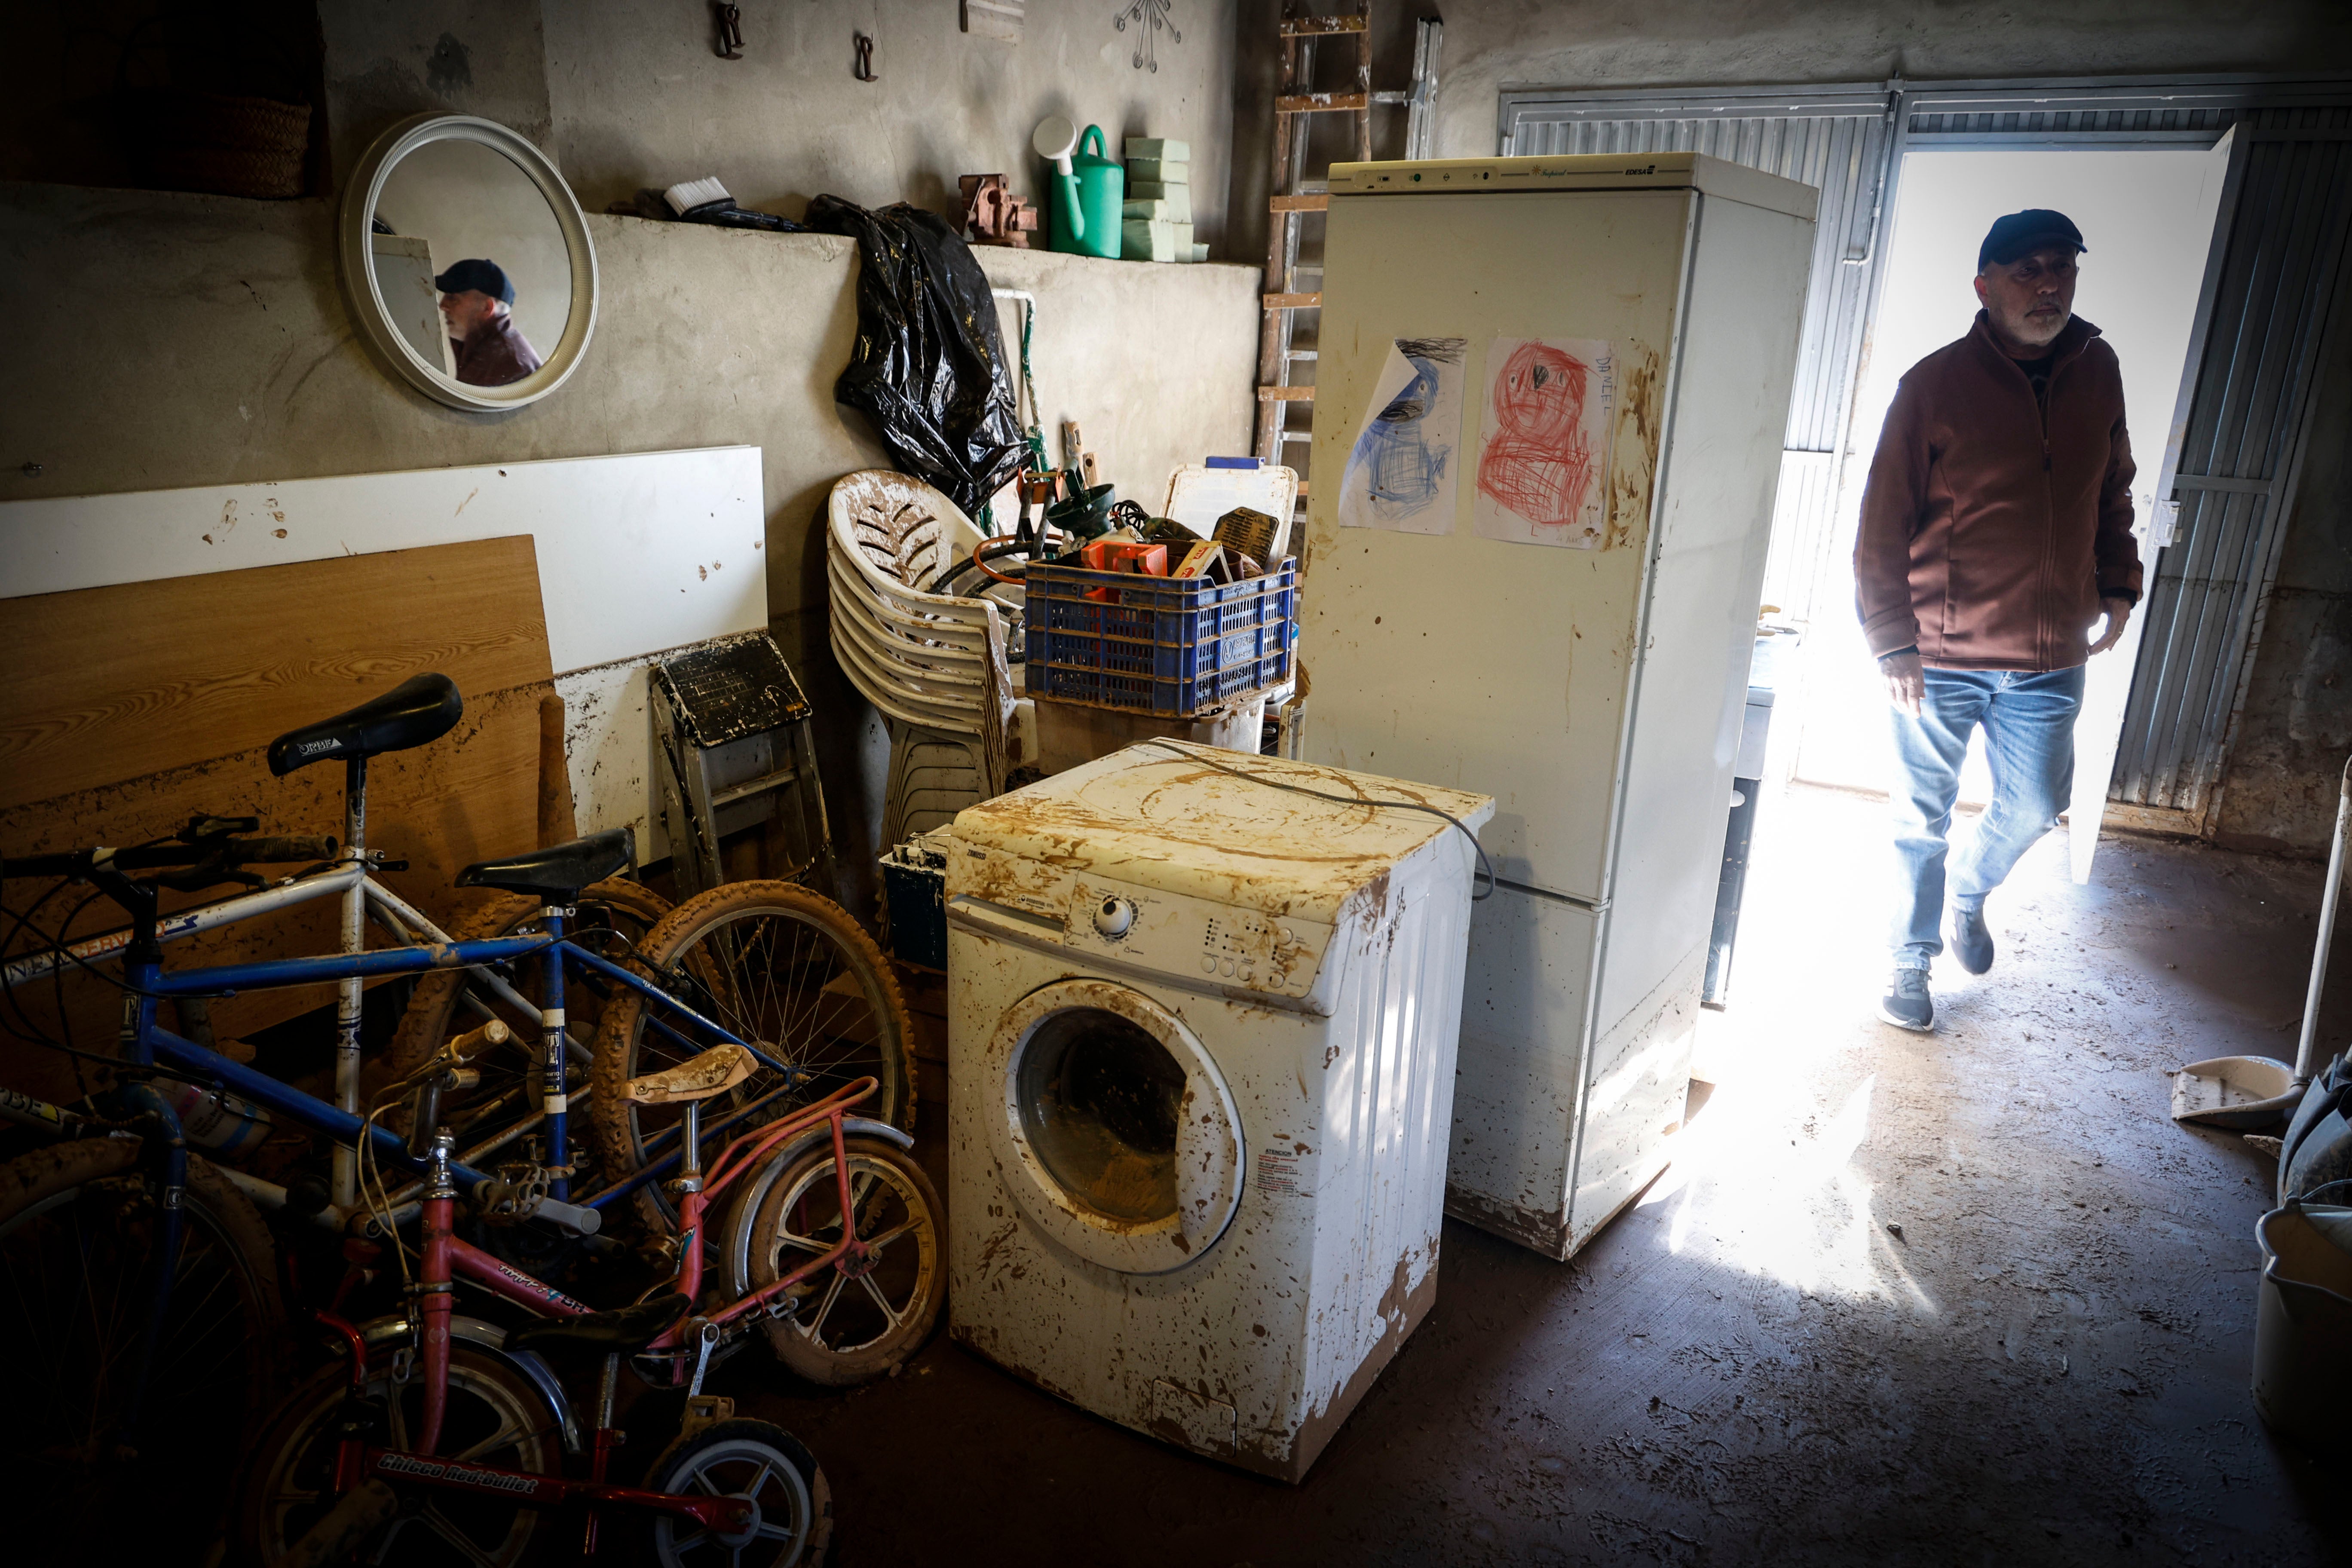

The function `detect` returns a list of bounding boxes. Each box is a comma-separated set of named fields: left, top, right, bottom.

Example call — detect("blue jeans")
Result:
left=1889, top=665, right=2084, bottom=970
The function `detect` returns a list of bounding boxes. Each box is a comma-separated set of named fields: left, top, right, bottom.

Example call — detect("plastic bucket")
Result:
left=2251, top=1192, right=2352, bottom=1455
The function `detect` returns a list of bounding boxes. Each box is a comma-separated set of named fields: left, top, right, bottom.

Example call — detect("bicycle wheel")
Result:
left=0, top=1136, right=287, bottom=1558
left=375, top=878, right=674, bottom=1136
left=590, top=882, right=913, bottom=1232
left=645, top=1418, right=832, bottom=1568
left=236, top=1344, right=560, bottom=1565
left=745, top=1136, right=944, bottom=1386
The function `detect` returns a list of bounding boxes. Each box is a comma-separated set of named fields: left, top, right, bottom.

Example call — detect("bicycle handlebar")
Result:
left=2, top=835, right=340, bottom=882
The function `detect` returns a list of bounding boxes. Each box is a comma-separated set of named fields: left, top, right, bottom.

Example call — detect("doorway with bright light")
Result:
left=1779, top=145, right=2232, bottom=872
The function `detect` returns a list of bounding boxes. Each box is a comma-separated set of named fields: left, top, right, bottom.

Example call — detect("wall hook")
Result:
left=853, top=32, right=878, bottom=82
left=714, top=2, right=744, bottom=59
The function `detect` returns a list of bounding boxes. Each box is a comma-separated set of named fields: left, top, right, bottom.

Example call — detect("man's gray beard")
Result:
left=2012, top=309, right=2069, bottom=347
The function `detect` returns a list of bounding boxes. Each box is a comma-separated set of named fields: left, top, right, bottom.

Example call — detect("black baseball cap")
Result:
left=432, top=258, right=514, bottom=303
left=1979, top=210, right=2086, bottom=270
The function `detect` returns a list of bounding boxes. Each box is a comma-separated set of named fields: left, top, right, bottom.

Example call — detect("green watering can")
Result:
left=1035, top=117, right=1123, bottom=260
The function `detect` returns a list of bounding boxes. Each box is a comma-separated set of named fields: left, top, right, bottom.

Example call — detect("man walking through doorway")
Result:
left=1855, top=209, right=2143, bottom=1031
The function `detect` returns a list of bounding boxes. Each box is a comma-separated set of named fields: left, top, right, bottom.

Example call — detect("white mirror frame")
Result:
left=338, top=113, right=599, bottom=413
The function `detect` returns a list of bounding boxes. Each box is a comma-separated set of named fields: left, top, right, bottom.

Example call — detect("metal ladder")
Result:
left=1253, top=9, right=1442, bottom=499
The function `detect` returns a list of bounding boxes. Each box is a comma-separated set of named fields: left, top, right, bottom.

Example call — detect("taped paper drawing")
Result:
left=1473, top=337, right=1615, bottom=548
left=1338, top=336, right=1467, bottom=535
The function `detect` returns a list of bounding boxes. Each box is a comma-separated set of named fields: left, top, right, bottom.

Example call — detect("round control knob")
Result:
left=1093, top=896, right=1135, bottom=939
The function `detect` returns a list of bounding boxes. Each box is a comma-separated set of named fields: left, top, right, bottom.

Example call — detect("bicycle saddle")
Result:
left=505, top=1292, right=690, bottom=1362
left=622, top=1043, right=758, bottom=1106
left=266, top=673, right=462, bottom=775
left=455, top=828, right=635, bottom=900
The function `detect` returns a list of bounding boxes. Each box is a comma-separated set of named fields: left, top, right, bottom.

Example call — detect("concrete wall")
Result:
left=322, top=0, right=553, bottom=190
left=543, top=0, right=1237, bottom=253
left=0, top=181, right=1259, bottom=901
left=1225, top=0, right=2352, bottom=854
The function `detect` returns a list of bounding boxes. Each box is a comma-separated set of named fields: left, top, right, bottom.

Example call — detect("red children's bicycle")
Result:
left=237, top=1052, right=943, bottom=1565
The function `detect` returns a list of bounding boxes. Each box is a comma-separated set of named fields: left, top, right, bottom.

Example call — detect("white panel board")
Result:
left=554, top=657, right=662, bottom=860
left=0, top=446, right=767, bottom=862
left=0, top=446, right=767, bottom=678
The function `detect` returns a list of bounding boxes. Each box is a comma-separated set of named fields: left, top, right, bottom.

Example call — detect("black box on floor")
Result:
left=880, top=835, right=950, bottom=971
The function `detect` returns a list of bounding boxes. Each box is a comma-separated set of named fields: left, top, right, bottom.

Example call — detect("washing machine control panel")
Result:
left=1064, top=876, right=1336, bottom=1009
left=943, top=843, right=1341, bottom=1011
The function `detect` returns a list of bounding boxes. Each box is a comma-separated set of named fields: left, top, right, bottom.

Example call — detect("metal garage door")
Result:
left=2107, top=108, right=2352, bottom=821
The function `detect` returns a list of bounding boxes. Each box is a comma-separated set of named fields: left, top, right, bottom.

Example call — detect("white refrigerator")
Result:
left=1300, top=152, right=1816, bottom=1259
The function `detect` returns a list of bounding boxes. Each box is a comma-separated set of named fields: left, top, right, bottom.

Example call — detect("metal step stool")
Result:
left=652, top=631, right=836, bottom=899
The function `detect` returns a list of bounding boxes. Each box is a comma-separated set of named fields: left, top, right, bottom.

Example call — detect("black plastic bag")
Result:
left=806, top=196, right=1025, bottom=516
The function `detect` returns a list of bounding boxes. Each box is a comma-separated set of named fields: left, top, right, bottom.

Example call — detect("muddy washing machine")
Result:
left=942, top=742, right=1493, bottom=1480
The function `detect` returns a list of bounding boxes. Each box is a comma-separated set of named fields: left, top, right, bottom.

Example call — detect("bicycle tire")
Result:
left=374, top=877, right=675, bottom=1100
left=745, top=1135, right=945, bottom=1386
left=589, top=881, right=914, bottom=1234
left=236, top=1344, right=560, bottom=1566
left=0, top=1136, right=288, bottom=1557
left=643, top=1417, right=833, bottom=1568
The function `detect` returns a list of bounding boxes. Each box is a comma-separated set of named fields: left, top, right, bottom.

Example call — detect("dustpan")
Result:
left=2172, top=753, right=2351, bottom=1128
left=2172, top=1054, right=2302, bottom=1127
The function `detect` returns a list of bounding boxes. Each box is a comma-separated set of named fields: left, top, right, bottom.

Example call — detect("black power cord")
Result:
left=1128, top=739, right=1495, bottom=901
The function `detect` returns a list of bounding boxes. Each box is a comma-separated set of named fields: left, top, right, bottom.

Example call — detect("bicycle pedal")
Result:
left=333, top=1396, right=389, bottom=1441
left=679, top=1393, right=735, bottom=1440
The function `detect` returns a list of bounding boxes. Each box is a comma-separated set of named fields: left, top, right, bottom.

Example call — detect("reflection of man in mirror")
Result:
left=433, top=258, right=543, bottom=386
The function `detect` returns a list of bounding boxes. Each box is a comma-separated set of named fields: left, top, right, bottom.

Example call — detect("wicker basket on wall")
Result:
left=138, top=92, right=314, bottom=199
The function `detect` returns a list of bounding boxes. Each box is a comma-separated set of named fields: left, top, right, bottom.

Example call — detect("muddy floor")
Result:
left=705, top=784, right=2349, bottom=1565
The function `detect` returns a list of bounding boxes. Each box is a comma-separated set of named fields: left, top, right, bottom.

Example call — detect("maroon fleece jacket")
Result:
left=1855, top=312, right=2141, bottom=671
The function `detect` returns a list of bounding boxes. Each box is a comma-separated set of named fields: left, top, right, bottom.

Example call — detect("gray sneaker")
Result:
left=1879, top=968, right=1935, bottom=1031
left=1950, top=905, right=1994, bottom=975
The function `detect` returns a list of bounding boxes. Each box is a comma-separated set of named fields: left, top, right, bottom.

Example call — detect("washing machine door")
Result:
left=987, top=978, right=1244, bottom=1275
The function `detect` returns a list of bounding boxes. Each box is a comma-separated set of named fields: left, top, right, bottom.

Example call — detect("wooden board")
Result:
left=0, top=537, right=551, bottom=812
left=0, top=538, right=555, bottom=1100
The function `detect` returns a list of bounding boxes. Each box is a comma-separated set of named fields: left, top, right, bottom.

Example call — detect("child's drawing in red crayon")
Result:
left=1473, top=337, right=1613, bottom=548
left=1479, top=341, right=1594, bottom=524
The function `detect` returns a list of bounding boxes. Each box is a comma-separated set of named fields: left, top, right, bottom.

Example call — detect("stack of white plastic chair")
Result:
left=826, top=470, right=1026, bottom=850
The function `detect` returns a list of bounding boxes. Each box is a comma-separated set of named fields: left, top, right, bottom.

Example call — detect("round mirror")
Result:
left=338, top=114, right=597, bottom=411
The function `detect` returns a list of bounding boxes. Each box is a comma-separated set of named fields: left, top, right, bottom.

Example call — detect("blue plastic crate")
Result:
left=1023, top=560, right=1296, bottom=717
